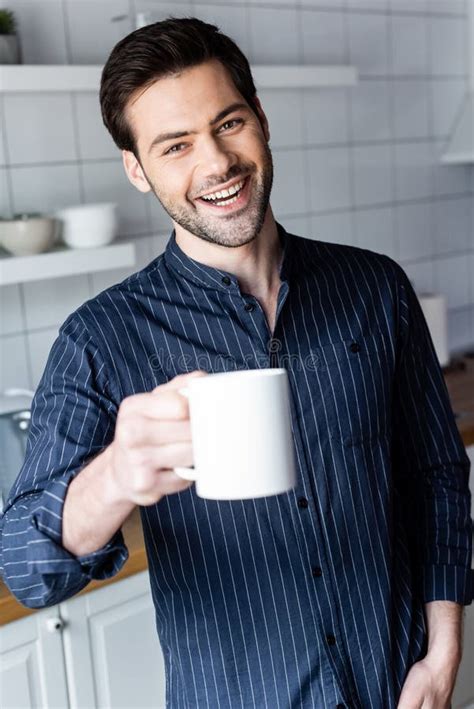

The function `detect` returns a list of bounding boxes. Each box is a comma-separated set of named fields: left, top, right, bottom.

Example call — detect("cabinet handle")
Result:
left=45, top=617, right=66, bottom=632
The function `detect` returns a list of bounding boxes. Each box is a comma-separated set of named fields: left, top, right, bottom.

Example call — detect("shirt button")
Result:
left=350, top=341, right=360, bottom=353
left=297, top=497, right=308, bottom=509
left=221, top=276, right=231, bottom=286
left=244, top=302, right=255, bottom=312
left=326, top=634, right=336, bottom=646
left=312, top=566, right=322, bottom=578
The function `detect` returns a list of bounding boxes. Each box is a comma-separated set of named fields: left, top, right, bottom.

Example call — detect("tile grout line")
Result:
left=343, top=0, right=358, bottom=248
left=387, top=0, right=402, bottom=264
left=62, top=0, right=72, bottom=64
left=16, top=283, right=34, bottom=390
left=425, top=0, right=438, bottom=291
left=0, top=95, right=15, bottom=219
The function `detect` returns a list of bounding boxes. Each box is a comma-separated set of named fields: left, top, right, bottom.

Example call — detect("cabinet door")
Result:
left=0, top=608, right=69, bottom=709
left=61, top=571, right=166, bottom=709
left=452, top=444, right=474, bottom=709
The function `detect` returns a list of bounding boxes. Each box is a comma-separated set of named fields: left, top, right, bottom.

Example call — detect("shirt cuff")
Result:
left=27, top=469, right=129, bottom=581
left=421, top=565, right=473, bottom=606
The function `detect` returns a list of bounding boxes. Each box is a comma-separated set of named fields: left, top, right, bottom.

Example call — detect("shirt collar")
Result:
left=164, top=221, right=295, bottom=292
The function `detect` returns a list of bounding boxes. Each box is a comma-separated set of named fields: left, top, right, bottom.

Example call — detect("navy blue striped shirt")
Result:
left=1, top=224, right=472, bottom=708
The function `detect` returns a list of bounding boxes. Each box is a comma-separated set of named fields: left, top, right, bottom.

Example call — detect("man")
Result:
left=0, top=17, right=471, bottom=709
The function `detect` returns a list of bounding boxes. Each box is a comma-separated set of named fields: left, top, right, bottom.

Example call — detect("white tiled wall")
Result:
left=1, top=0, right=473, bottom=391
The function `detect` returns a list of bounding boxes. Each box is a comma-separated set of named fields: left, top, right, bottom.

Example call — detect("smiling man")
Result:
left=0, top=17, right=472, bottom=709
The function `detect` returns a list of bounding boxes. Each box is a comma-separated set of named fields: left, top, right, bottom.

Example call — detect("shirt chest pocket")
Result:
left=310, top=333, right=392, bottom=447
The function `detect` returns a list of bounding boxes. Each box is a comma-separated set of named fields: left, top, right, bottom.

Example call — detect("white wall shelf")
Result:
left=0, top=64, right=358, bottom=92
left=0, top=241, right=135, bottom=286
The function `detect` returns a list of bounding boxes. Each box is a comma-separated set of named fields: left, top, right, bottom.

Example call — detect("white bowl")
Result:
left=56, top=202, right=118, bottom=249
left=0, top=216, right=57, bottom=256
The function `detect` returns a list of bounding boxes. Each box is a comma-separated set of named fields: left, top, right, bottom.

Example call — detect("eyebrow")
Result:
left=148, top=102, right=250, bottom=155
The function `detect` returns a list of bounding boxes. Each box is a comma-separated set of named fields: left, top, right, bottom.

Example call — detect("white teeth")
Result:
left=215, top=194, right=239, bottom=206
left=201, top=179, right=244, bottom=202
left=227, top=181, right=244, bottom=196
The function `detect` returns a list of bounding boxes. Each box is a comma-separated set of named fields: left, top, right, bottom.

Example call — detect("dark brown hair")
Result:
left=100, top=17, right=258, bottom=158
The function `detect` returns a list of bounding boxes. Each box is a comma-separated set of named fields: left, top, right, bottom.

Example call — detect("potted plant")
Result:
left=0, top=9, right=21, bottom=64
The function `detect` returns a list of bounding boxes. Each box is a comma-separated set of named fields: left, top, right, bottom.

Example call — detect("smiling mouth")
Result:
left=196, top=176, right=249, bottom=209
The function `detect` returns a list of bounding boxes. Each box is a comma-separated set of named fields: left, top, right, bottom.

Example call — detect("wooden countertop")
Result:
left=2, top=355, right=474, bottom=626
left=444, top=355, right=474, bottom=448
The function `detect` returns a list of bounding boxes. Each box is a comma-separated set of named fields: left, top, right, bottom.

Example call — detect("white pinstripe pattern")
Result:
left=281, top=296, right=373, bottom=703
left=169, top=272, right=287, bottom=706
left=177, top=270, right=289, bottom=706
left=0, top=225, right=471, bottom=708
left=146, top=270, right=235, bottom=701
left=305, top=255, right=390, bottom=699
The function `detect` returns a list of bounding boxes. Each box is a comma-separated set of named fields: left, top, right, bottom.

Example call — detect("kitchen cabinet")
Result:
left=452, top=444, right=474, bottom=709
left=0, top=571, right=166, bottom=708
left=60, top=570, right=165, bottom=709
left=0, top=606, right=69, bottom=708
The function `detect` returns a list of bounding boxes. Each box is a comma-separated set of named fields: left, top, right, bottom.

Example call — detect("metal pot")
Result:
left=0, top=389, right=33, bottom=512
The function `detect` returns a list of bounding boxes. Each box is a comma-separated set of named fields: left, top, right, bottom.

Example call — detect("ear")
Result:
left=252, top=96, right=270, bottom=143
left=122, top=150, right=152, bottom=194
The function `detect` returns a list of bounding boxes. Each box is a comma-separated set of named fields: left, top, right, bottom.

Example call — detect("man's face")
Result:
left=123, top=59, right=273, bottom=248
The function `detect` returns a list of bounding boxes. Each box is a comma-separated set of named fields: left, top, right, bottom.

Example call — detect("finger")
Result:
left=120, top=371, right=208, bottom=420
left=117, top=419, right=192, bottom=448
left=155, top=469, right=195, bottom=496
left=154, top=369, right=209, bottom=393
left=133, top=442, right=194, bottom=471
left=136, top=470, right=193, bottom=505
left=119, top=388, right=192, bottom=421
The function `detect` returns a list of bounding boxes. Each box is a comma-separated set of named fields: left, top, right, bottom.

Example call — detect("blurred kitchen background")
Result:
left=1, top=2, right=473, bottom=708
left=0, top=0, right=473, bottom=393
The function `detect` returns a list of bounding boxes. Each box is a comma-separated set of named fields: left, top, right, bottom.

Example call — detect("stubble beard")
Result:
left=143, top=142, right=274, bottom=248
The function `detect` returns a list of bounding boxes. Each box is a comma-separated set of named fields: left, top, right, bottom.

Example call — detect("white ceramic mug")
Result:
left=174, top=368, right=297, bottom=500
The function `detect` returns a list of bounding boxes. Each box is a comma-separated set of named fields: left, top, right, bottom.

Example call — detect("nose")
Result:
left=197, top=135, right=237, bottom=182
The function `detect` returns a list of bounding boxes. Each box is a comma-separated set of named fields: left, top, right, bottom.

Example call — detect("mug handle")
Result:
left=173, top=386, right=198, bottom=481
left=174, top=466, right=197, bottom=481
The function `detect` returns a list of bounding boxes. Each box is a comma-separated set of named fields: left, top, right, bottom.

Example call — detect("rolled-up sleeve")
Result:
left=0, top=314, right=128, bottom=608
left=391, top=264, right=472, bottom=605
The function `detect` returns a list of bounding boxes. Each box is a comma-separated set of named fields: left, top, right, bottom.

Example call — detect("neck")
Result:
left=174, top=208, right=282, bottom=300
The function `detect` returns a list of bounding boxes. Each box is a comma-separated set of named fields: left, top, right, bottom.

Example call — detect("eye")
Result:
left=219, top=118, right=243, bottom=132
left=164, top=143, right=187, bottom=155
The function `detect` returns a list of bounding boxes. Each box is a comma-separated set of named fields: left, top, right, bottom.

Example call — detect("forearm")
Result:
left=424, top=600, right=463, bottom=668
left=62, top=444, right=135, bottom=557
left=398, top=601, right=464, bottom=706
